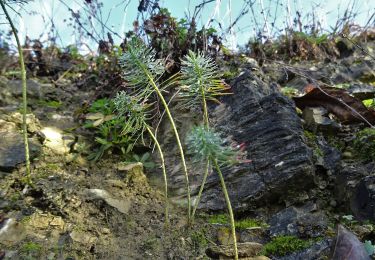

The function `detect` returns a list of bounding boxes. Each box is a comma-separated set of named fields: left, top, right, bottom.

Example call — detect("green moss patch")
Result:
left=262, top=235, right=313, bottom=257
left=354, top=128, right=375, bottom=161
left=208, top=214, right=268, bottom=229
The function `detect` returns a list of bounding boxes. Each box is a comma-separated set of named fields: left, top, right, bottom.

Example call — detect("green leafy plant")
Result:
left=1, top=0, right=31, bottom=183
left=364, top=240, right=375, bottom=256
left=84, top=98, right=134, bottom=161
left=187, top=126, right=243, bottom=259
left=124, top=152, right=156, bottom=170
left=179, top=50, right=231, bottom=223
left=113, top=91, right=169, bottom=225
left=119, top=38, right=191, bottom=223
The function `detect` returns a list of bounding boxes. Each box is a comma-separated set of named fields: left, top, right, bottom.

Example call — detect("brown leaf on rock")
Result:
left=293, top=85, right=375, bottom=124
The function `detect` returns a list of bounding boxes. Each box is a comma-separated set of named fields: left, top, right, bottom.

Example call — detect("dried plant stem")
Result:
left=146, top=125, right=169, bottom=226
left=0, top=0, right=31, bottom=184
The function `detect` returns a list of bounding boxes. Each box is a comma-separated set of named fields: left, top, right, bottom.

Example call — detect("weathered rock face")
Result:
left=351, top=175, right=375, bottom=221
left=195, top=71, right=315, bottom=212
left=268, top=203, right=328, bottom=238
left=0, top=119, right=41, bottom=172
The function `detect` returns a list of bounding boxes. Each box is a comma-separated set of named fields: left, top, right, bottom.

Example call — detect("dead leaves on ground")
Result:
left=293, top=84, right=375, bottom=125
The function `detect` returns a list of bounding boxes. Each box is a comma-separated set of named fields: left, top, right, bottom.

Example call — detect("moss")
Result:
left=223, top=70, right=238, bottom=79
left=20, top=241, right=42, bottom=256
left=327, top=135, right=346, bottom=152
left=281, top=87, right=298, bottom=97
left=354, top=128, right=375, bottom=161
left=191, top=230, right=208, bottom=248
left=332, top=83, right=351, bottom=89
left=37, top=99, right=62, bottom=108
left=363, top=98, right=375, bottom=109
left=208, top=214, right=268, bottom=229
left=304, top=130, right=317, bottom=143
left=303, top=130, right=327, bottom=157
left=261, top=236, right=312, bottom=257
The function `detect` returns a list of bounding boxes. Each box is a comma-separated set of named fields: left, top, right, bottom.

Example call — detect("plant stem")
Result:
left=200, top=81, right=209, bottom=128
left=212, top=157, right=238, bottom=260
left=143, top=69, right=191, bottom=223
left=146, top=125, right=169, bottom=226
left=191, top=159, right=210, bottom=222
left=191, top=81, right=210, bottom=222
left=0, top=0, right=31, bottom=184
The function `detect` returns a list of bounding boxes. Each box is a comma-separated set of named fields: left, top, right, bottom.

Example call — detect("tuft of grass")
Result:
left=261, top=236, right=313, bottom=257
left=208, top=214, right=268, bottom=229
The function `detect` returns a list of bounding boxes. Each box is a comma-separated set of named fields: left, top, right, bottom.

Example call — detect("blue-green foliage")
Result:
left=186, top=126, right=242, bottom=166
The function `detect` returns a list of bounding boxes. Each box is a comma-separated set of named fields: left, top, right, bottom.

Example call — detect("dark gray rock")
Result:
left=333, top=162, right=370, bottom=213
left=0, top=120, right=41, bottom=172
left=269, top=203, right=328, bottom=238
left=197, top=71, right=315, bottom=211
left=351, top=176, right=375, bottom=221
left=315, top=136, right=341, bottom=172
left=7, top=79, right=43, bottom=98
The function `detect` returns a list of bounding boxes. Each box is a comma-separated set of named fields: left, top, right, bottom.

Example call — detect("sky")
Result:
left=0, top=0, right=374, bottom=52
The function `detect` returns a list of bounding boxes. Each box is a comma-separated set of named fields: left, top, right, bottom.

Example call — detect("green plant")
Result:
left=179, top=51, right=231, bottom=223
left=124, top=152, right=156, bottom=169
left=262, top=236, right=312, bottom=257
left=364, top=240, right=375, bottom=256
left=85, top=98, right=134, bottom=161
left=119, top=38, right=191, bottom=223
left=1, top=0, right=31, bottom=183
left=113, top=91, right=169, bottom=225
left=363, top=99, right=375, bottom=109
left=20, top=241, right=42, bottom=257
left=187, top=126, right=244, bottom=259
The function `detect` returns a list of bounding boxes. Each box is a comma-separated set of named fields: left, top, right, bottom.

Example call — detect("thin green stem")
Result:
left=200, top=82, right=209, bottom=128
left=146, top=125, right=169, bottom=226
left=1, top=0, right=31, bottom=184
left=191, top=159, right=210, bottom=222
left=212, top=157, right=238, bottom=260
left=143, top=69, right=191, bottom=223
left=191, top=82, right=210, bottom=222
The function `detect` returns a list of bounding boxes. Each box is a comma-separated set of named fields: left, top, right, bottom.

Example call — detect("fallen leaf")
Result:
left=293, top=85, right=375, bottom=124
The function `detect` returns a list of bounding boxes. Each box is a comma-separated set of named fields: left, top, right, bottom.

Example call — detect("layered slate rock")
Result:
left=197, top=71, right=315, bottom=211
left=0, top=119, right=41, bottom=172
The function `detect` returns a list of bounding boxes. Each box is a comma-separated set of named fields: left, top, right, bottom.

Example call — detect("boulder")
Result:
left=351, top=175, right=375, bottom=221
left=0, top=119, right=41, bottom=172
left=269, top=203, right=328, bottom=239
left=197, top=71, right=315, bottom=211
